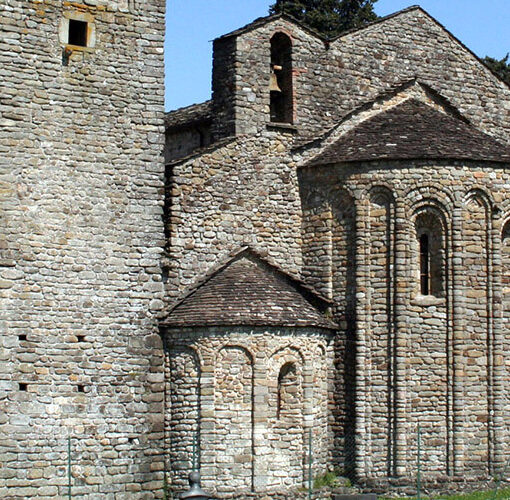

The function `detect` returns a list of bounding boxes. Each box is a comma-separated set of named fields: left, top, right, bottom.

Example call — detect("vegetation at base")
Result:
left=382, top=487, right=510, bottom=500
left=483, top=54, right=510, bottom=86
left=268, top=0, right=379, bottom=38
left=312, top=468, right=351, bottom=489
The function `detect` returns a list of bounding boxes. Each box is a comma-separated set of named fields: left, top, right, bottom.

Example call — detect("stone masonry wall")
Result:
left=164, top=4, right=510, bottom=489
left=0, top=1, right=166, bottom=498
left=166, top=92, right=510, bottom=481
left=165, top=132, right=305, bottom=299
left=164, top=125, right=211, bottom=163
left=300, top=160, right=510, bottom=479
left=210, top=9, right=510, bottom=144
left=163, top=327, right=333, bottom=497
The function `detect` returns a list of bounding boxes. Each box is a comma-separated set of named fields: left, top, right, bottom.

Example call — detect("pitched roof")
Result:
left=161, top=249, right=337, bottom=330
left=165, top=100, right=212, bottom=131
left=293, top=79, right=469, bottom=149
left=306, top=99, right=510, bottom=166
left=215, top=12, right=326, bottom=43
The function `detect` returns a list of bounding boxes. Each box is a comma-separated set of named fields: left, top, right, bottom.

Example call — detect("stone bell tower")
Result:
left=0, top=1, right=166, bottom=498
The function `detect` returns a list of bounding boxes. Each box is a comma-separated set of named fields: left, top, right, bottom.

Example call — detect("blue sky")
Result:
left=165, top=0, right=509, bottom=111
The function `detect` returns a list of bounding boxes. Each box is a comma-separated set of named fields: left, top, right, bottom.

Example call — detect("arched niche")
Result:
left=214, top=346, right=254, bottom=492
left=266, top=347, right=304, bottom=489
left=407, top=202, right=450, bottom=475
left=502, top=219, right=510, bottom=358
left=166, top=346, right=201, bottom=491
left=329, top=187, right=356, bottom=318
left=367, top=187, right=397, bottom=476
left=277, top=361, right=299, bottom=419
left=501, top=219, right=510, bottom=292
left=461, top=190, right=493, bottom=475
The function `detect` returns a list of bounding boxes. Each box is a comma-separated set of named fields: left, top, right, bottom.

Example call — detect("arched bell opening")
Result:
left=270, top=32, right=293, bottom=123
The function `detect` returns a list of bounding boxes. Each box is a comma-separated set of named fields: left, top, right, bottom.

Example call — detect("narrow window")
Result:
left=419, top=233, right=430, bottom=295
left=415, top=211, right=445, bottom=298
left=270, top=33, right=293, bottom=123
left=68, top=19, right=88, bottom=47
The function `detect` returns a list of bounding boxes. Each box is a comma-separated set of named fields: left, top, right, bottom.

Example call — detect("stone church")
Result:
left=1, top=1, right=510, bottom=498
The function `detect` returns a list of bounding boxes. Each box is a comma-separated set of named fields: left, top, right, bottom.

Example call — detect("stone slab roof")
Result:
left=306, top=99, right=510, bottom=166
left=161, top=248, right=337, bottom=330
left=165, top=100, right=212, bottom=131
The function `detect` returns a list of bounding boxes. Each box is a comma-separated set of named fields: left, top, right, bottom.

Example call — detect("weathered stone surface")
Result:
left=1, top=0, right=166, bottom=498
left=3, top=2, right=510, bottom=499
left=163, top=6, right=510, bottom=497
left=163, top=327, right=333, bottom=496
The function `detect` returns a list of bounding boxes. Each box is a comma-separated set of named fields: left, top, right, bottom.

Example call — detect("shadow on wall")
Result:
left=299, top=177, right=358, bottom=477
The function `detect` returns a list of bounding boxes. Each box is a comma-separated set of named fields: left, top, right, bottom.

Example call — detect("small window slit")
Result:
left=68, top=19, right=88, bottom=47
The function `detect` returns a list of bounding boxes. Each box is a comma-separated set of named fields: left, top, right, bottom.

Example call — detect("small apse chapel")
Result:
left=1, top=1, right=510, bottom=498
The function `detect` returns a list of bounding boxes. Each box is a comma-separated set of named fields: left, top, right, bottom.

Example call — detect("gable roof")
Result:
left=161, top=248, right=337, bottom=330
left=215, top=12, right=325, bottom=43
left=215, top=6, right=421, bottom=43
left=305, top=99, right=510, bottom=167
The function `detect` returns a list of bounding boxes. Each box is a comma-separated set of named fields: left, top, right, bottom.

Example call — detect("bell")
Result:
left=269, top=71, right=282, bottom=92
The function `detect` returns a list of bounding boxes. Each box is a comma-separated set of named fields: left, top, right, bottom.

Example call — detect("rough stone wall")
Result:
left=300, top=161, right=510, bottom=479
left=165, top=132, right=305, bottom=299
left=365, top=190, right=396, bottom=477
left=0, top=1, right=166, bottom=498
left=503, top=220, right=510, bottom=462
left=163, top=327, right=332, bottom=496
left=209, top=9, right=510, bottom=144
left=165, top=348, right=201, bottom=492
left=164, top=125, right=211, bottom=163
left=211, top=37, right=238, bottom=140
left=215, top=346, right=254, bottom=491
left=462, top=193, right=492, bottom=474
left=166, top=118, right=510, bottom=483
left=163, top=5, right=510, bottom=489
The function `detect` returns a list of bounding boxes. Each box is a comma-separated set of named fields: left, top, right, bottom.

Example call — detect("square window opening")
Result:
left=68, top=19, right=88, bottom=47
left=19, top=383, right=28, bottom=391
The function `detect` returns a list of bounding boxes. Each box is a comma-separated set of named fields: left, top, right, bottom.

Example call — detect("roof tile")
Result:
left=165, top=100, right=212, bottom=130
left=307, top=99, right=510, bottom=166
left=161, top=250, right=337, bottom=329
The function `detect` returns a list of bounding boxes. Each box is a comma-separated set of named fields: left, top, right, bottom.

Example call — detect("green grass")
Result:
left=312, top=468, right=350, bottom=489
left=313, top=470, right=339, bottom=489
left=434, top=487, right=510, bottom=500
left=383, top=487, right=510, bottom=500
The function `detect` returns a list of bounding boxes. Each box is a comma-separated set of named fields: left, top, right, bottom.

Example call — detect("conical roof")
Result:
left=307, top=99, right=510, bottom=166
left=161, top=249, right=337, bottom=330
